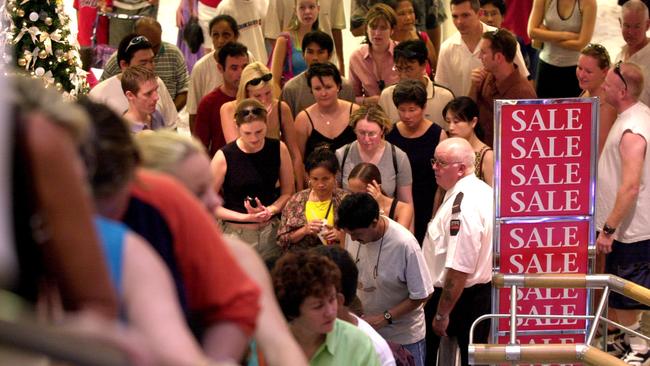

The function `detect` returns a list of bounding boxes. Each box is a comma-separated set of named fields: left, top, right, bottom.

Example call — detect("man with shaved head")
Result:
left=615, top=0, right=650, bottom=106
left=597, top=61, right=650, bottom=364
left=422, top=137, right=493, bottom=365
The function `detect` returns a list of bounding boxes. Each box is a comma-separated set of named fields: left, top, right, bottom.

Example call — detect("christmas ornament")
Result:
left=35, top=67, right=45, bottom=76
left=17, top=57, right=26, bottom=67
left=38, top=49, right=47, bottom=58
left=29, top=12, right=39, bottom=22
left=45, top=17, right=53, bottom=25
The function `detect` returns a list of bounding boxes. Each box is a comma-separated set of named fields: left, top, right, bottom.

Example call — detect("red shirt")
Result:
left=193, top=86, right=235, bottom=158
left=126, top=170, right=260, bottom=335
left=73, top=0, right=109, bottom=46
left=502, top=0, right=532, bottom=44
left=199, top=0, right=221, bottom=7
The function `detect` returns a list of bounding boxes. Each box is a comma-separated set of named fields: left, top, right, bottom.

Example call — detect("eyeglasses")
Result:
left=614, top=61, right=628, bottom=90
left=430, top=156, right=462, bottom=168
left=236, top=107, right=266, bottom=119
left=355, top=130, right=381, bottom=138
left=394, top=64, right=417, bottom=73
left=125, top=35, right=149, bottom=53
left=247, top=73, right=273, bottom=87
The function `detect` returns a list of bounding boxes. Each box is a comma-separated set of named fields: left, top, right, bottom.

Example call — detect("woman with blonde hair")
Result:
left=135, top=129, right=308, bottom=366
left=577, top=43, right=615, bottom=155
left=528, top=0, right=596, bottom=98
left=135, top=130, right=222, bottom=212
left=220, top=62, right=305, bottom=188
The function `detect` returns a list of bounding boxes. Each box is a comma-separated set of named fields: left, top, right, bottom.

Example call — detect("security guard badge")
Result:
left=449, top=192, right=464, bottom=236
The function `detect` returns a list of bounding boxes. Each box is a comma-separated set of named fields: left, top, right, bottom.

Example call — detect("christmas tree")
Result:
left=2, top=0, right=89, bottom=97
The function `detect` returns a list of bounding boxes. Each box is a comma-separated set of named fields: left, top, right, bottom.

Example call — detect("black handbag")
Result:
left=183, top=17, right=204, bottom=53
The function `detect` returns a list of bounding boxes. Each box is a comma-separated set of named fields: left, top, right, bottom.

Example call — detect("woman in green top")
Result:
left=272, top=251, right=381, bottom=365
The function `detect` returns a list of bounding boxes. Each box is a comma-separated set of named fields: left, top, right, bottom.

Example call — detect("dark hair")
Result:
left=348, top=162, right=382, bottom=185
left=481, top=28, right=517, bottom=62
left=117, top=33, right=153, bottom=66
left=581, top=43, right=611, bottom=70
left=392, top=79, right=427, bottom=108
left=209, top=14, right=239, bottom=38
left=305, top=146, right=340, bottom=175
left=76, top=98, right=139, bottom=199
left=272, top=251, right=341, bottom=321
left=393, top=39, right=428, bottom=65
left=312, top=246, right=358, bottom=307
left=217, top=42, right=249, bottom=68
left=306, top=62, right=343, bottom=90
left=302, top=30, right=334, bottom=55
left=479, top=0, right=506, bottom=15
left=336, top=193, right=380, bottom=230
left=442, top=96, right=484, bottom=139
left=451, top=0, right=480, bottom=11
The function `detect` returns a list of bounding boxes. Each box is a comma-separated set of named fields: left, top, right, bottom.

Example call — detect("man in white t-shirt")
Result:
left=435, top=0, right=528, bottom=97
left=422, top=137, right=492, bottom=366
left=338, top=193, right=433, bottom=366
left=89, top=34, right=178, bottom=129
left=215, top=0, right=267, bottom=62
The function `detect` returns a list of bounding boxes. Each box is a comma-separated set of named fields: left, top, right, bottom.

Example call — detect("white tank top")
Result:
left=539, top=0, right=582, bottom=67
left=596, top=102, right=650, bottom=243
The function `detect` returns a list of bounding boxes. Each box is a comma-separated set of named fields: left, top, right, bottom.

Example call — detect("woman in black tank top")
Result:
left=295, top=63, right=360, bottom=168
left=212, top=99, right=295, bottom=256
left=347, top=162, right=414, bottom=232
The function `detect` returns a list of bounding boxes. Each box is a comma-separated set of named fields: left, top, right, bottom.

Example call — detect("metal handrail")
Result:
left=469, top=344, right=626, bottom=365
left=469, top=273, right=650, bottom=365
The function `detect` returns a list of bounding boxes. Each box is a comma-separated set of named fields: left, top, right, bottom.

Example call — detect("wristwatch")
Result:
left=383, top=310, right=393, bottom=324
left=603, top=223, right=616, bottom=236
left=435, top=313, right=449, bottom=321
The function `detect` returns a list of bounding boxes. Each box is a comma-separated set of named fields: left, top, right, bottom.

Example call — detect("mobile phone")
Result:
left=246, top=196, right=258, bottom=208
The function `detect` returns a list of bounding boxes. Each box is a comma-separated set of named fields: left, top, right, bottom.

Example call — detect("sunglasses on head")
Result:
left=236, top=107, right=266, bottom=119
left=125, top=35, right=149, bottom=53
left=614, top=61, right=628, bottom=90
left=247, top=73, right=273, bottom=87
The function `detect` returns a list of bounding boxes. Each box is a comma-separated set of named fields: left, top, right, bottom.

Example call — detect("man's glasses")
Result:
left=614, top=61, right=628, bottom=90
left=430, top=156, right=462, bottom=168
left=247, top=73, right=273, bottom=87
left=236, top=107, right=266, bottom=119
left=125, top=35, right=149, bottom=53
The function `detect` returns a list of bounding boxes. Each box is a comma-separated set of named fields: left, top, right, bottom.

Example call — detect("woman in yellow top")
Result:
left=278, top=147, right=348, bottom=251
left=220, top=62, right=305, bottom=188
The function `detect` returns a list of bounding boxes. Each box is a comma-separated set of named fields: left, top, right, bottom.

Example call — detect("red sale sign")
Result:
left=498, top=221, right=590, bottom=332
left=494, top=99, right=597, bottom=364
left=498, top=102, right=593, bottom=217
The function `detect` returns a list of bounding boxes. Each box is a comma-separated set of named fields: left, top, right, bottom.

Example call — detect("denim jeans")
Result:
left=403, top=338, right=426, bottom=366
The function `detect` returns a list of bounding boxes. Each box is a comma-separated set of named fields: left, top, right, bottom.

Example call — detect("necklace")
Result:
left=355, top=218, right=387, bottom=279
left=317, top=103, right=339, bottom=126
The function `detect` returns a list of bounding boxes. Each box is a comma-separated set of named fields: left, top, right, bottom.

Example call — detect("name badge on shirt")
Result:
left=450, top=219, right=461, bottom=236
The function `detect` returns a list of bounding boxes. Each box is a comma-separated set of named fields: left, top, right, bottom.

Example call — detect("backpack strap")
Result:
left=391, top=143, right=398, bottom=176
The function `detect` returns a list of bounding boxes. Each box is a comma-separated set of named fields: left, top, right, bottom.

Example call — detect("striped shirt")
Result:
left=100, top=42, right=189, bottom=99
